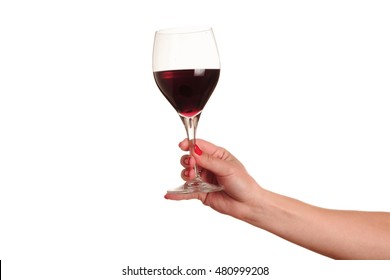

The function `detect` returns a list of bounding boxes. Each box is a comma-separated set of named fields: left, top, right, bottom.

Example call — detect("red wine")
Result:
left=154, top=69, right=220, bottom=117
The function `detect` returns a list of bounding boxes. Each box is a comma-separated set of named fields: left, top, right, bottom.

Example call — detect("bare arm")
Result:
left=246, top=188, right=390, bottom=259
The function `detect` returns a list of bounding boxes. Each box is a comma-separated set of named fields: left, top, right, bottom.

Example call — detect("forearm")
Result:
left=245, top=188, right=390, bottom=259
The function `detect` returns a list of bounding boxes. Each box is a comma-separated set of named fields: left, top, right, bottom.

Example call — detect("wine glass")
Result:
left=152, top=26, right=223, bottom=194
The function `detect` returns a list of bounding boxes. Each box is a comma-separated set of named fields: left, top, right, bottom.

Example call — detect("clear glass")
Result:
left=152, top=26, right=223, bottom=194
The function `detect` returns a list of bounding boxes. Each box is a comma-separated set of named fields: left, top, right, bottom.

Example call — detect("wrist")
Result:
left=241, top=183, right=269, bottom=228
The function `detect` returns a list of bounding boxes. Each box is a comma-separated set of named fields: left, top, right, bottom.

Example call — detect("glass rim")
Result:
left=155, top=26, right=213, bottom=35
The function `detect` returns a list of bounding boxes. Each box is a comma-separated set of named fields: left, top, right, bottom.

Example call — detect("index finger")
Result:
left=178, top=138, right=221, bottom=154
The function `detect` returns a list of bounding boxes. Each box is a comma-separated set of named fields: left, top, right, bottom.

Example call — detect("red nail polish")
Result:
left=194, top=144, right=202, bottom=156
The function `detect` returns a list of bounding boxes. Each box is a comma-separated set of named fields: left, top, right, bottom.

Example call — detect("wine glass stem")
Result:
left=180, top=114, right=201, bottom=179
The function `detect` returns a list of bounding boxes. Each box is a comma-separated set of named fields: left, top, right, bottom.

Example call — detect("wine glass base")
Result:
left=167, top=178, right=223, bottom=194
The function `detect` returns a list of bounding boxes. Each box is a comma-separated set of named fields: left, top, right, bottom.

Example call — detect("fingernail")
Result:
left=194, top=144, right=202, bottom=156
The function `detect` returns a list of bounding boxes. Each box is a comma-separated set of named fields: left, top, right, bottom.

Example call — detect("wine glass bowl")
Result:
left=153, top=26, right=223, bottom=194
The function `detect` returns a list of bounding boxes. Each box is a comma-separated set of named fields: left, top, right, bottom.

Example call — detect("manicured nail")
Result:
left=194, top=144, right=202, bottom=156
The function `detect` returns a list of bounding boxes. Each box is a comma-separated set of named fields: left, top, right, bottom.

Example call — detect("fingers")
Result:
left=180, top=155, right=195, bottom=168
left=164, top=192, right=206, bottom=201
left=181, top=168, right=195, bottom=181
left=180, top=154, right=195, bottom=180
left=179, top=138, right=220, bottom=155
left=179, top=138, right=238, bottom=178
left=178, top=139, right=190, bottom=151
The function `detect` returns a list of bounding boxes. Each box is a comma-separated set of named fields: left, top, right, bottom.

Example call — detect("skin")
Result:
left=165, top=139, right=390, bottom=260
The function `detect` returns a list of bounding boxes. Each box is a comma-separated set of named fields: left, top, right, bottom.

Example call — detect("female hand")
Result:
left=165, top=140, right=390, bottom=260
left=164, top=139, right=264, bottom=221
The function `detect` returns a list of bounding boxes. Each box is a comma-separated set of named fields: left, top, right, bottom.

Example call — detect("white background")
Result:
left=1, top=0, right=390, bottom=279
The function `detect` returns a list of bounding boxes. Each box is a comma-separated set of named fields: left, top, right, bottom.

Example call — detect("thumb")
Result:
left=192, top=144, right=232, bottom=177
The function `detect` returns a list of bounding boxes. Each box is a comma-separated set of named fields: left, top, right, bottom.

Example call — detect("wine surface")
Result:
left=154, top=69, right=220, bottom=117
